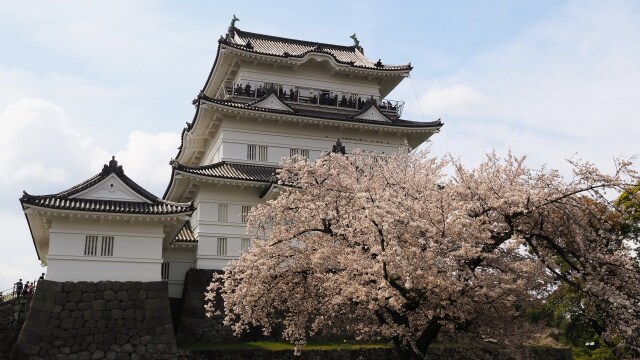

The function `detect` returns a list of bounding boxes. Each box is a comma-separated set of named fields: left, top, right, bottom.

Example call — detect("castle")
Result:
left=13, top=20, right=442, bottom=358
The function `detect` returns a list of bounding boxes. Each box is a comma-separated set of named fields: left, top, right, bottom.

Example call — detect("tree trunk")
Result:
left=392, top=318, right=442, bottom=360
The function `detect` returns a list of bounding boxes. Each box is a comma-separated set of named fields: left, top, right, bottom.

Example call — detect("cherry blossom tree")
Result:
left=205, top=149, right=640, bottom=359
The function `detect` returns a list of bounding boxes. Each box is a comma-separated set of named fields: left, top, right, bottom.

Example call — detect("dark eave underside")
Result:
left=174, top=161, right=279, bottom=183
left=174, top=222, right=198, bottom=243
left=199, top=95, right=442, bottom=128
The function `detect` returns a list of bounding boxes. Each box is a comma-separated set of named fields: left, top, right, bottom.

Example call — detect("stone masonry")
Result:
left=11, top=280, right=178, bottom=359
left=174, top=269, right=232, bottom=343
left=0, top=297, right=31, bottom=359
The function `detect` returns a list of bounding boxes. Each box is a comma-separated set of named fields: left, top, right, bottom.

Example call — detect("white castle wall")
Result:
left=46, top=218, right=164, bottom=282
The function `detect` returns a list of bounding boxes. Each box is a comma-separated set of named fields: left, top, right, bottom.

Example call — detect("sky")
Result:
left=1, top=0, right=639, bottom=288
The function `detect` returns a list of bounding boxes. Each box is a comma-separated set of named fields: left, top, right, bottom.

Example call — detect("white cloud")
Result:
left=410, top=1, right=640, bottom=174
left=417, top=85, right=495, bottom=118
left=110, top=131, right=181, bottom=196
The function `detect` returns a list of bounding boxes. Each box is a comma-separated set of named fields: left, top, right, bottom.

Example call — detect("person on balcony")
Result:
left=289, top=88, right=296, bottom=101
left=244, top=83, right=252, bottom=96
left=15, top=279, right=23, bottom=297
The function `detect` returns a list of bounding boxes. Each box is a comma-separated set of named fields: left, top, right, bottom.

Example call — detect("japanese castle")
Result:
left=20, top=22, right=442, bottom=299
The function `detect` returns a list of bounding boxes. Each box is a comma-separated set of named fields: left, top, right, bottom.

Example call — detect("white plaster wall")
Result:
left=198, top=119, right=407, bottom=167
left=46, top=218, right=164, bottom=282
left=193, top=184, right=263, bottom=270
left=162, top=246, right=196, bottom=298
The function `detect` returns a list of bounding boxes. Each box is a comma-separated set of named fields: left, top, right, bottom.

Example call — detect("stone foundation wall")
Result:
left=0, top=297, right=31, bottom=358
left=174, top=269, right=233, bottom=342
left=11, top=280, right=178, bottom=359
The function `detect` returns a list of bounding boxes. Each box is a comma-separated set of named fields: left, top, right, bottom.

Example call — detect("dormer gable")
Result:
left=250, top=93, right=294, bottom=112
left=353, top=105, right=392, bottom=122
left=69, top=173, right=152, bottom=203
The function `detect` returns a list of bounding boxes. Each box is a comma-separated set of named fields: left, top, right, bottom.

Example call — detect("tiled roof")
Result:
left=21, top=157, right=194, bottom=215
left=199, top=94, right=443, bottom=128
left=222, top=27, right=411, bottom=71
left=174, top=222, right=197, bottom=243
left=173, top=161, right=279, bottom=183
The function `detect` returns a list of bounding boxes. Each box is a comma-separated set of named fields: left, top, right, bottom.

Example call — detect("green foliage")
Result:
left=616, top=182, right=640, bottom=225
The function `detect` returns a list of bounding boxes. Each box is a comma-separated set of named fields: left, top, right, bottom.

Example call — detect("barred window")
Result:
left=290, top=148, right=310, bottom=158
left=241, top=205, right=252, bottom=223
left=258, top=145, right=268, bottom=162
left=217, top=237, right=227, bottom=256
left=241, top=238, right=251, bottom=251
left=84, top=236, right=98, bottom=256
left=85, top=235, right=113, bottom=256
left=100, top=236, right=114, bottom=256
left=161, top=262, right=170, bottom=280
left=247, top=144, right=256, bottom=160
left=218, top=204, right=228, bottom=222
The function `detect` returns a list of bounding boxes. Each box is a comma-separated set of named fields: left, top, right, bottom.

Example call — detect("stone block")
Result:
left=81, top=293, right=95, bottom=302
left=120, top=301, right=133, bottom=310
left=53, top=304, right=63, bottom=314
left=138, top=290, right=147, bottom=300
left=63, top=282, right=74, bottom=292
left=77, top=302, right=88, bottom=310
left=112, top=282, right=122, bottom=292
left=90, top=350, right=104, bottom=360
left=71, top=310, right=82, bottom=319
left=86, top=282, right=96, bottom=292
left=106, top=300, right=119, bottom=311
left=63, top=302, right=78, bottom=311
left=103, top=290, right=116, bottom=301
left=68, top=291, right=82, bottom=303
left=77, top=351, right=91, bottom=360
left=61, top=317, right=75, bottom=329
left=75, top=282, right=87, bottom=292
left=92, top=310, right=103, bottom=321
left=116, top=333, right=128, bottom=345
left=111, top=309, right=124, bottom=320
left=105, top=351, right=117, bottom=360
left=139, top=335, right=153, bottom=345
left=56, top=354, right=69, bottom=360
left=83, top=309, right=93, bottom=321
left=55, top=292, right=68, bottom=306
left=91, top=299, right=106, bottom=311
left=116, top=290, right=128, bottom=302
left=123, top=308, right=135, bottom=319
left=121, top=343, right=134, bottom=353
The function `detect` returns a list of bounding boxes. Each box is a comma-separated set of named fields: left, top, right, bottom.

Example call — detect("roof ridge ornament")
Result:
left=332, top=139, right=346, bottom=155
left=350, top=33, right=364, bottom=54
left=230, top=15, right=240, bottom=29
left=102, top=156, right=123, bottom=175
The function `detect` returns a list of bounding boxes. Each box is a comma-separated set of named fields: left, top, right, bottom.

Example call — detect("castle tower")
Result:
left=162, top=24, right=442, bottom=298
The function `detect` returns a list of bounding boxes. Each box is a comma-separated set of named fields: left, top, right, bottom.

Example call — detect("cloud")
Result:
left=0, top=98, right=99, bottom=188
left=109, top=131, right=181, bottom=196
left=410, top=1, right=640, bottom=173
left=417, top=85, right=495, bottom=118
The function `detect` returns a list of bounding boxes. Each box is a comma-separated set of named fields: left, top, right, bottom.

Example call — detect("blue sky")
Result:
left=1, top=0, right=639, bottom=287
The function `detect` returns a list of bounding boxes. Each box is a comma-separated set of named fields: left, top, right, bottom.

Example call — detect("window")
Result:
left=247, top=144, right=256, bottom=160
left=84, top=236, right=98, bottom=256
left=241, top=238, right=251, bottom=251
left=100, top=236, right=114, bottom=256
left=217, top=237, right=228, bottom=256
left=248, top=144, right=268, bottom=162
left=218, top=204, right=228, bottom=222
left=161, top=262, right=170, bottom=280
left=290, top=148, right=310, bottom=158
left=258, top=145, right=268, bottom=162
left=241, top=205, right=252, bottom=223
left=84, top=235, right=113, bottom=256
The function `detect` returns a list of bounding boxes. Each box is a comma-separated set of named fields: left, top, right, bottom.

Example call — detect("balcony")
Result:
left=217, top=80, right=405, bottom=118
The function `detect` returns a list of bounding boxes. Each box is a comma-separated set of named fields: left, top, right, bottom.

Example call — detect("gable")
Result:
left=69, top=173, right=153, bottom=203
left=251, top=93, right=294, bottom=112
left=353, top=106, right=391, bottom=122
